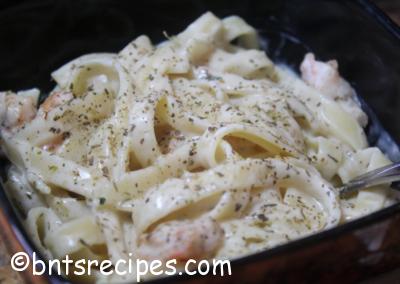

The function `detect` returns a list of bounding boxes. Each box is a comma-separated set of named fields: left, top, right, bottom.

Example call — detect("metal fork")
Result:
left=339, top=162, right=400, bottom=198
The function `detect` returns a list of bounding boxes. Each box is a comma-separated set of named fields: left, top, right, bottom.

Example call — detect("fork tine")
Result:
left=339, top=162, right=400, bottom=198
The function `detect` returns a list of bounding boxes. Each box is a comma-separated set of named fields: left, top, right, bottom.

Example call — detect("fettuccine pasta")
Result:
left=0, top=12, right=395, bottom=282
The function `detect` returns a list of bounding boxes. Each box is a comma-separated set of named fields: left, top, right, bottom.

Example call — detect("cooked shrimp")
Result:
left=0, top=91, right=38, bottom=129
left=39, top=91, right=74, bottom=118
left=137, top=217, right=224, bottom=262
left=41, top=132, right=70, bottom=152
left=300, top=53, right=367, bottom=126
left=300, top=53, right=341, bottom=95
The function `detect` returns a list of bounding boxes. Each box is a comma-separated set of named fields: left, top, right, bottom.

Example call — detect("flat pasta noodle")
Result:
left=0, top=11, right=395, bottom=283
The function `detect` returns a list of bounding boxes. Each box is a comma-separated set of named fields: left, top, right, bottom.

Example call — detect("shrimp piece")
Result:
left=39, top=91, right=74, bottom=118
left=137, top=217, right=224, bottom=262
left=300, top=53, right=367, bottom=126
left=41, top=136, right=63, bottom=152
left=300, top=53, right=342, bottom=95
left=41, top=132, right=70, bottom=152
left=0, top=90, right=38, bottom=129
left=32, top=91, right=73, bottom=151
